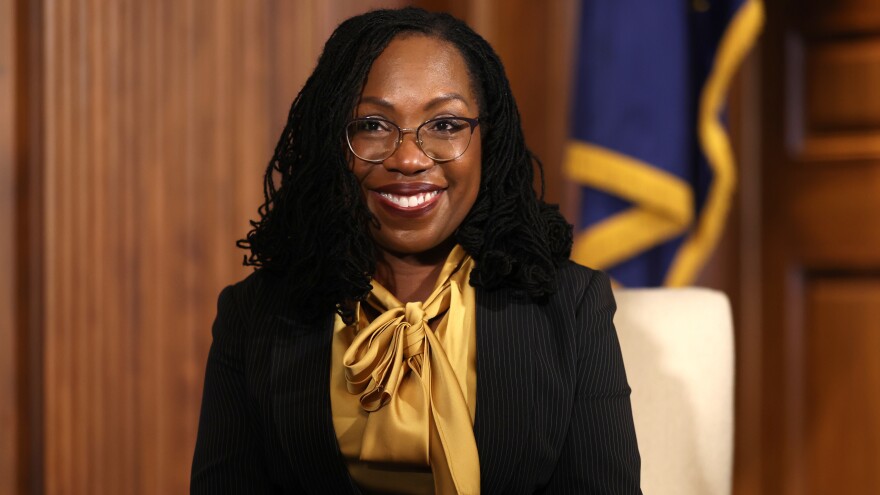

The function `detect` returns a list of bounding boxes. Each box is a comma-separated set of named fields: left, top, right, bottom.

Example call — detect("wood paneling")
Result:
left=805, top=278, right=880, bottom=494
left=789, top=164, right=880, bottom=267
left=804, top=39, right=880, bottom=132
left=791, top=35, right=880, bottom=160
left=797, top=0, right=880, bottom=35
left=761, top=0, right=880, bottom=492
left=41, top=1, right=261, bottom=491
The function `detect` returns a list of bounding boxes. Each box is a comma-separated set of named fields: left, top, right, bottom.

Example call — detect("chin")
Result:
left=373, top=234, right=456, bottom=259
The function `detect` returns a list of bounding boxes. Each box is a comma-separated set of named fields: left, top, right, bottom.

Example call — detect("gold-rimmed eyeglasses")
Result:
left=345, top=116, right=480, bottom=163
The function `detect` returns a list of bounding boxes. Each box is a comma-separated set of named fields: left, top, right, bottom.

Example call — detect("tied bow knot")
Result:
left=403, top=302, right=428, bottom=359
left=405, top=301, right=426, bottom=325
left=343, top=285, right=453, bottom=413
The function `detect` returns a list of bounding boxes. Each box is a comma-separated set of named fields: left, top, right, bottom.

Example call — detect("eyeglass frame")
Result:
left=345, top=116, right=480, bottom=164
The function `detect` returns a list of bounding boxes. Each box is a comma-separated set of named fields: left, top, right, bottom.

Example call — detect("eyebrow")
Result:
left=358, top=93, right=472, bottom=111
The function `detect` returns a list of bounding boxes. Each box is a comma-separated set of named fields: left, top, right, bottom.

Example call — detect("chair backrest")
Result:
left=613, top=287, right=734, bottom=495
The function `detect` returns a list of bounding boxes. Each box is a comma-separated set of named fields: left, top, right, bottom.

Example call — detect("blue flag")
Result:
left=564, top=0, right=763, bottom=286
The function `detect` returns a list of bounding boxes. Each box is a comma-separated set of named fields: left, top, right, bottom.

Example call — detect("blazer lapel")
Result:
left=474, top=287, right=535, bottom=493
left=271, top=313, right=358, bottom=494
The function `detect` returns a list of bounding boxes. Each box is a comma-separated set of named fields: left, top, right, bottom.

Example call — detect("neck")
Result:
left=373, top=240, right=454, bottom=303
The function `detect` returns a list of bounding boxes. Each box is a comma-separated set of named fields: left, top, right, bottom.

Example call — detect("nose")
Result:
left=382, top=131, right=433, bottom=175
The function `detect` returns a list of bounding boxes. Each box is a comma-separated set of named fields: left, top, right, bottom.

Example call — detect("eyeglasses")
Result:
left=345, top=116, right=480, bottom=163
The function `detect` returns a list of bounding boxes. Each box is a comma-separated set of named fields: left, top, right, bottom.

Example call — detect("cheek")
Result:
left=464, top=154, right=482, bottom=207
left=450, top=169, right=481, bottom=226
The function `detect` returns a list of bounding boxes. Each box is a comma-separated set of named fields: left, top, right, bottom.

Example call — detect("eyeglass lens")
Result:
left=346, top=118, right=474, bottom=162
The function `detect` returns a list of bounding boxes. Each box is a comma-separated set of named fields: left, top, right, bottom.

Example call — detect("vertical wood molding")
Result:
left=726, top=47, right=765, bottom=495
left=3, top=0, right=46, bottom=493
left=1, top=0, right=21, bottom=493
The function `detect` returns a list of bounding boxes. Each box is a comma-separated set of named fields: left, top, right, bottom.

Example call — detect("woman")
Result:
left=192, top=7, right=640, bottom=494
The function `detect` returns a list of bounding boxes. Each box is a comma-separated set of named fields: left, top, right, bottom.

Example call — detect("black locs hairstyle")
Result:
left=238, top=7, right=573, bottom=322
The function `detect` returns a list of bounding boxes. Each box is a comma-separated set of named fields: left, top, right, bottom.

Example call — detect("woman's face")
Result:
left=350, top=34, right=482, bottom=258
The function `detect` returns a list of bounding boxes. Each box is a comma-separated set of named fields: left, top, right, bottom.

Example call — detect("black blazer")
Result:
left=191, top=261, right=641, bottom=494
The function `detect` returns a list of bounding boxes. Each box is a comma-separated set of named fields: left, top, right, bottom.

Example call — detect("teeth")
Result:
left=379, top=190, right=439, bottom=208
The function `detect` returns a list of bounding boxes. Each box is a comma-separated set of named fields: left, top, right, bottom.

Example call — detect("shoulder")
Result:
left=217, top=269, right=278, bottom=313
left=477, top=261, right=612, bottom=315
left=227, top=267, right=285, bottom=296
left=213, top=269, right=300, bottom=335
left=555, top=259, right=602, bottom=287
left=553, top=260, right=614, bottom=310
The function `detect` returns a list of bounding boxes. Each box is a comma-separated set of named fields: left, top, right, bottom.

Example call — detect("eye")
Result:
left=353, top=118, right=393, bottom=135
left=424, top=118, right=468, bottom=136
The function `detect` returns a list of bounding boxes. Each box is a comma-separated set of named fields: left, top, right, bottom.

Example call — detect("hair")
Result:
left=238, top=7, right=572, bottom=323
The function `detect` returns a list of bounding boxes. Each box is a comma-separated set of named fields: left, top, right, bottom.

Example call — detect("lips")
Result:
left=371, top=183, right=444, bottom=216
left=378, top=190, right=440, bottom=208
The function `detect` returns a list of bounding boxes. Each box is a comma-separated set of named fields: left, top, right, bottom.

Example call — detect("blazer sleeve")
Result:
left=191, top=284, right=282, bottom=494
left=547, top=270, right=642, bottom=494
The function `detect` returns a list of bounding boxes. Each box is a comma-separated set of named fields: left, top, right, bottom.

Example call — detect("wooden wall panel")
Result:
left=788, top=164, right=880, bottom=267
left=798, top=0, right=880, bottom=35
left=761, top=0, right=880, bottom=492
left=805, top=278, right=880, bottom=494
left=804, top=39, right=880, bottom=132
left=791, top=35, right=880, bottom=160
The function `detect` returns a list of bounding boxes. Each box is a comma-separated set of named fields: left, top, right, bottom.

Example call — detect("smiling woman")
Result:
left=191, top=7, right=641, bottom=495
left=350, top=35, right=482, bottom=300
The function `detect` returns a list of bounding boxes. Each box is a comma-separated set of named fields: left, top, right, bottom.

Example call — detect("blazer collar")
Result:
left=270, top=286, right=534, bottom=493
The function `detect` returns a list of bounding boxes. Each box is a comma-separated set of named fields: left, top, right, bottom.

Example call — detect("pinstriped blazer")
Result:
left=191, top=261, right=641, bottom=494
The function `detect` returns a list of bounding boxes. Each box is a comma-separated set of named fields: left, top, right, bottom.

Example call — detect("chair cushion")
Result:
left=613, top=287, right=734, bottom=495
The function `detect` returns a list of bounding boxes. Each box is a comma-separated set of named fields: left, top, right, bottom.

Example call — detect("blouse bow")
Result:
left=342, top=246, right=481, bottom=494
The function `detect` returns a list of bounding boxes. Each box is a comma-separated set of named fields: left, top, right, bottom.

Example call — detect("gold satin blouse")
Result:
left=330, top=245, right=480, bottom=494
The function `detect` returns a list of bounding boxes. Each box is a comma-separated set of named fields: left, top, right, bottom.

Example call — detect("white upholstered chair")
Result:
left=613, top=288, right=734, bottom=495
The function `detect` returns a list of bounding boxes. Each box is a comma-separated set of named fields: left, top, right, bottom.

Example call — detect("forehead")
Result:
left=359, top=34, right=477, bottom=113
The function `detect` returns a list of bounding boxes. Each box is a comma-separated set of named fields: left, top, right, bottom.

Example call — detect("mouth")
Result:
left=377, top=190, right=441, bottom=208
left=370, top=184, right=444, bottom=216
